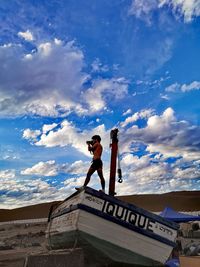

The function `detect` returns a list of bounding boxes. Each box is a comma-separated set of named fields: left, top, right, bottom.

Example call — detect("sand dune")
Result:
left=119, top=190, right=200, bottom=212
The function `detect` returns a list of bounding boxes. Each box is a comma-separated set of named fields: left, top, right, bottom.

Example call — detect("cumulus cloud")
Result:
left=0, top=39, right=88, bottom=117
left=0, top=169, right=15, bottom=179
left=0, top=39, right=128, bottom=118
left=42, top=123, right=58, bottom=134
left=0, top=159, right=110, bottom=209
left=83, top=78, right=129, bottom=113
left=120, top=109, right=154, bottom=127
left=1, top=155, right=199, bottom=209
left=18, top=30, right=34, bottom=41
left=121, top=107, right=200, bottom=160
left=24, top=121, right=109, bottom=156
left=0, top=176, right=68, bottom=209
left=23, top=106, right=200, bottom=161
left=115, top=152, right=200, bottom=195
left=172, top=165, right=200, bottom=179
left=21, top=160, right=58, bottom=176
left=19, top=107, right=200, bottom=200
left=23, top=128, right=41, bottom=141
left=61, top=160, right=89, bottom=175
left=20, top=159, right=90, bottom=177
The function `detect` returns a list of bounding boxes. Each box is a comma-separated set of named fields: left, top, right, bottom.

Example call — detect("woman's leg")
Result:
left=97, top=168, right=105, bottom=191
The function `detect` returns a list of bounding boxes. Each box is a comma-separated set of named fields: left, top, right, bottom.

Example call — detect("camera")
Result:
left=86, top=140, right=93, bottom=145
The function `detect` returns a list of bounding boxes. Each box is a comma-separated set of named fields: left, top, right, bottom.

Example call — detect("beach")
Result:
left=0, top=222, right=47, bottom=267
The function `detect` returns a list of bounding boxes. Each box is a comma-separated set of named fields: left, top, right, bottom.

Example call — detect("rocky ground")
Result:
left=0, top=222, right=48, bottom=267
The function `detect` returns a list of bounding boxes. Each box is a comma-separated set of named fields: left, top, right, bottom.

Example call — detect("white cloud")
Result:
left=42, top=123, right=58, bottom=134
left=21, top=160, right=58, bottom=176
left=128, top=0, right=158, bottom=25
left=29, top=107, right=200, bottom=162
left=63, top=176, right=87, bottom=188
left=116, top=155, right=169, bottom=195
left=115, top=151, right=200, bottom=195
left=121, top=154, right=150, bottom=169
left=159, top=0, right=200, bottom=22
left=120, top=107, right=200, bottom=160
left=160, top=94, right=170, bottom=100
left=20, top=159, right=90, bottom=177
left=165, top=82, right=180, bottom=92
left=29, top=121, right=109, bottom=156
left=0, top=158, right=110, bottom=209
left=54, top=38, right=62, bottom=45
left=91, top=58, right=109, bottom=72
left=19, top=106, right=200, bottom=200
left=62, top=160, right=89, bottom=175
left=147, top=143, right=198, bottom=160
left=23, top=128, right=41, bottom=141
left=120, top=109, right=154, bottom=127
left=0, top=40, right=88, bottom=117
left=0, top=39, right=128, bottom=117
left=0, top=176, right=68, bottom=209
left=38, top=42, right=52, bottom=56
left=129, top=1, right=200, bottom=23
left=1, top=154, right=199, bottom=209
left=18, top=30, right=34, bottom=41
left=172, top=166, right=200, bottom=179
left=122, top=109, right=132, bottom=116
left=181, top=81, right=200, bottom=92
left=0, top=170, right=15, bottom=179
left=84, top=78, right=129, bottom=113
left=165, top=81, right=200, bottom=93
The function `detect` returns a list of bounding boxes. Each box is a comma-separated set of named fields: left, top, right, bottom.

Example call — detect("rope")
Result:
left=117, top=134, right=123, bottom=183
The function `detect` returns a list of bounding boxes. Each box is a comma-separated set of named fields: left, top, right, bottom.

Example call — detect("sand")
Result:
left=0, top=222, right=47, bottom=267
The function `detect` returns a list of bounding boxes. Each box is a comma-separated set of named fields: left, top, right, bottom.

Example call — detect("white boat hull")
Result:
left=46, top=187, right=178, bottom=266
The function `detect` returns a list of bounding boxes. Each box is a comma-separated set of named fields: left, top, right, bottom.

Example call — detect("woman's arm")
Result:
left=88, top=143, right=97, bottom=152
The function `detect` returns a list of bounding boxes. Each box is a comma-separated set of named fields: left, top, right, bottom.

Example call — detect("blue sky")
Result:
left=1, top=0, right=200, bottom=209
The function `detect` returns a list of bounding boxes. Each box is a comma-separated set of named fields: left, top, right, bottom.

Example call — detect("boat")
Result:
left=46, top=129, right=179, bottom=266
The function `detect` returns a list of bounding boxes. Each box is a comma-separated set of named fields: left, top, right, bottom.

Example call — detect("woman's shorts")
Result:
left=91, top=159, right=103, bottom=170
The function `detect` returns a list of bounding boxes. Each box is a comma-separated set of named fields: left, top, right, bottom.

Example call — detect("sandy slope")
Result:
left=119, top=190, right=200, bottom=212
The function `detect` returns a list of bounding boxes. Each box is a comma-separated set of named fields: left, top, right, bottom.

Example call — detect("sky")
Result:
left=1, top=0, right=200, bottom=209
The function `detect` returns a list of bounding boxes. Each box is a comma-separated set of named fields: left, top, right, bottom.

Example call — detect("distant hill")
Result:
left=0, top=190, right=199, bottom=222
left=119, top=190, right=200, bottom=212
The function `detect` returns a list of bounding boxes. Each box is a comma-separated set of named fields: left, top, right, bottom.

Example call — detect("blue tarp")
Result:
left=160, top=207, right=200, bottom=223
left=165, top=258, right=180, bottom=267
